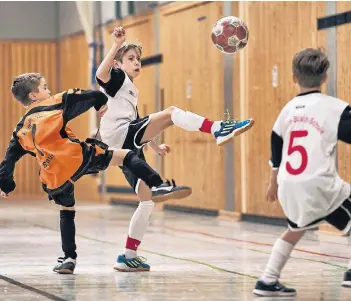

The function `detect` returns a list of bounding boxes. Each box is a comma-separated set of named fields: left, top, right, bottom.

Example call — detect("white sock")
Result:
left=260, top=239, right=294, bottom=285
left=211, top=121, right=222, bottom=134
left=170, top=107, right=205, bottom=131
left=170, top=107, right=222, bottom=135
left=125, top=200, right=154, bottom=259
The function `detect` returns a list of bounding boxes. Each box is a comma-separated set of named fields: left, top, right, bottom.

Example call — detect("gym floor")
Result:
left=0, top=199, right=350, bottom=301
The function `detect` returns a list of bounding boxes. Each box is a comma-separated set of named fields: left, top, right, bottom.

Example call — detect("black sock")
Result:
left=123, top=151, right=163, bottom=188
left=60, top=210, right=77, bottom=259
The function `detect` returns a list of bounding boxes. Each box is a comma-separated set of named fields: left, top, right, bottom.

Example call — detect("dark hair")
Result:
left=11, top=73, right=43, bottom=106
left=292, top=48, right=330, bottom=88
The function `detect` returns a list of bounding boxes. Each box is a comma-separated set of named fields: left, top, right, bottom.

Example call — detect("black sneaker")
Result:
left=342, top=269, right=351, bottom=287
left=253, top=280, right=296, bottom=297
left=151, top=179, right=192, bottom=203
left=53, top=257, right=76, bottom=274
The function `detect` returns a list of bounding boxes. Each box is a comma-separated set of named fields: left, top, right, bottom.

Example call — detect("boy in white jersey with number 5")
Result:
left=96, top=27, right=254, bottom=272
left=253, top=48, right=351, bottom=297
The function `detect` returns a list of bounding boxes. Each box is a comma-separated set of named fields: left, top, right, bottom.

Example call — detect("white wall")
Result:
left=0, top=1, right=57, bottom=39
left=0, top=1, right=162, bottom=40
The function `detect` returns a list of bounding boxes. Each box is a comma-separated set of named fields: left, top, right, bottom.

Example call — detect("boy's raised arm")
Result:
left=96, top=26, right=126, bottom=84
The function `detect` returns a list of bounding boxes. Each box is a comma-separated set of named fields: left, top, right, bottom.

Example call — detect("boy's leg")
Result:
left=110, top=149, right=162, bottom=188
left=89, top=145, right=191, bottom=271
left=253, top=229, right=304, bottom=297
left=114, top=180, right=153, bottom=272
left=125, top=181, right=153, bottom=259
left=139, top=106, right=254, bottom=146
left=322, top=196, right=351, bottom=287
left=114, top=149, right=190, bottom=272
left=111, top=149, right=191, bottom=201
left=52, top=189, right=77, bottom=274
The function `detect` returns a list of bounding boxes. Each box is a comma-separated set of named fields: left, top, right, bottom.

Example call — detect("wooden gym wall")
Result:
left=0, top=41, right=57, bottom=198
left=159, top=2, right=225, bottom=210
left=237, top=1, right=327, bottom=218
left=64, top=1, right=347, bottom=216
left=2, top=1, right=349, bottom=216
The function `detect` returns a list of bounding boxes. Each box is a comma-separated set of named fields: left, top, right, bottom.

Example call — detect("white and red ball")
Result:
left=211, top=16, right=249, bottom=54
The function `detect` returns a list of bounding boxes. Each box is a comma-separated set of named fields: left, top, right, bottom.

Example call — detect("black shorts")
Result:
left=122, top=116, right=151, bottom=150
left=43, top=138, right=113, bottom=207
left=288, top=196, right=351, bottom=235
left=120, top=116, right=151, bottom=193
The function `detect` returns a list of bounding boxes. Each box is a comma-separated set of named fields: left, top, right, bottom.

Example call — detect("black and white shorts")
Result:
left=120, top=116, right=151, bottom=193
left=122, top=116, right=151, bottom=150
left=288, top=196, right=351, bottom=235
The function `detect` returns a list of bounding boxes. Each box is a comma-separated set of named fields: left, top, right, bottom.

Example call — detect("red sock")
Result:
left=125, top=236, right=141, bottom=251
left=199, top=119, right=214, bottom=134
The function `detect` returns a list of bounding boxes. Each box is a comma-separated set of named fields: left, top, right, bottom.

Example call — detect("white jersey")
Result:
left=272, top=92, right=350, bottom=227
left=97, top=68, right=139, bottom=148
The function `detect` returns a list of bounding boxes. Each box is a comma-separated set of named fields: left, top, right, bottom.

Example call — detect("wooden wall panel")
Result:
left=0, top=41, right=57, bottom=198
left=160, top=2, right=225, bottom=210
left=337, top=2, right=351, bottom=183
left=103, top=12, right=156, bottom=201
left=59, top=34, right=100, bottom=202
left=239, top=2, right=326, bottom=217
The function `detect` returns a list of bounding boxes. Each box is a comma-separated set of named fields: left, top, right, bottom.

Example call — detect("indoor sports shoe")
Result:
left=113, top=254, right=150, bottom=272
left=253, top=280, right=296, bottom=297
left=151, top=179, right=192, bottom=203
left=214, top=118, right=254, bottom=146
left=53, top=256, right=76, bottom=274
left=342, top=269, right=351, bottom=287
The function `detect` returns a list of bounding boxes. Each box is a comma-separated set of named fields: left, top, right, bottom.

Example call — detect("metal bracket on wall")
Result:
left=317, top=10, right=351, bottom=30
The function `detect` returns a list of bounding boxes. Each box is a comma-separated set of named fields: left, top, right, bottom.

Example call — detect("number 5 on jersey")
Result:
left=286, top=130, right=308, bottom=175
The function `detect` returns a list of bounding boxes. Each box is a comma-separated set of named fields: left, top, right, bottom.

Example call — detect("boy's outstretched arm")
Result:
left=55, top=89, right=108, bottom=122
left=0, top=133, right=33, bottom=197
left=96, top=26, right=126, bottom=83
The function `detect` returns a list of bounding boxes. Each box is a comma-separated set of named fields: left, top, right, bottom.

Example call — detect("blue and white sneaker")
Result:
left=253, top=280, right=296, bottom=297
left=113, top=254, right=150, bottom=272
left=214, top=118, right=254, bottom=146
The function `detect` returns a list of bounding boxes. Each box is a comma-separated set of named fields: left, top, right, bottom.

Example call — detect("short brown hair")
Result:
left=292, top=48, right=330, bottom=88
left=11, top=73, right=43, bottom=106
left=114, top=42, right=142, bottom=62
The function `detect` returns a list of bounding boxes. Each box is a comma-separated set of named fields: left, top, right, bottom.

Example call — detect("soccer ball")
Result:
left=211, top=16, right=249, bottom=54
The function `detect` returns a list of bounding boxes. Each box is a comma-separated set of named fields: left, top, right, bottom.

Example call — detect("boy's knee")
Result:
left=61, top=205, right=76, bottom=211
left=111, top=149, right=132, bottom=166
left=165, top=106, right=178, bottom=116
left=53, top=189, right=75, bottom=207
left=60, top=208, right=76, bottom=219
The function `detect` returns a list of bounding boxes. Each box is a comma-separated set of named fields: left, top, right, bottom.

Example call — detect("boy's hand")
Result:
left=266, top=182, right=278, bottom=202
left=112, top=26, right=126, bottom=44
left=0, top=190, right=8, bottom=198
left=156, top=144, right=171, bottom=156
left=98, top=104, right=108, bottom=117
left=266, top=168, right=279, bottom=202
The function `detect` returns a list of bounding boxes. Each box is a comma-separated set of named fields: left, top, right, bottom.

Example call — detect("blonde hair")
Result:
left=114, top=42, right=142, bottom=62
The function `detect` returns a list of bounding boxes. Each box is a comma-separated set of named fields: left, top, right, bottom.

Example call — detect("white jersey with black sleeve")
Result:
left=96, top=68, right=139, bottom=148
left=270, top=91, right=351, bottom=228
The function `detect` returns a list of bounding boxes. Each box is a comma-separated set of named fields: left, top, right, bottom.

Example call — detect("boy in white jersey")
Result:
left=96, top=27, right=254, bottom=272
left=253, top=48, right=351, bottom=297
